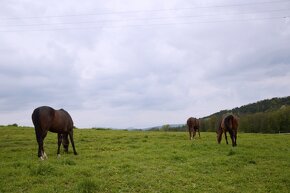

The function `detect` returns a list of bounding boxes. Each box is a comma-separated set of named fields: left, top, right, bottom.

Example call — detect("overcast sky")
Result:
left=0, top=0, right=290, bottom=128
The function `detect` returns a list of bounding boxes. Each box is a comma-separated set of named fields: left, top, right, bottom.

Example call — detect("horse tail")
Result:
left=223, top=115, right=232, bottom=130
left=229, top=115, right=238, bottom=131
left=230, top=115, right=234, bottom=130
left=32, top=107, right=44, bottom=145
left=232, top=115, right=238, bottom=131
left=226, top=115, right=237, bottom=138
left=32, top=108, right=41, bottom=129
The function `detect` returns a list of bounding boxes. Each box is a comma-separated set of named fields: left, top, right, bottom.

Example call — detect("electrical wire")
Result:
left=0, top=8, right=289, bottom=27
left=0, top=15, right=288, bottom=33
left=0, top=0, right=289, bottom=32
left=0, top=0, right=289, bottom=21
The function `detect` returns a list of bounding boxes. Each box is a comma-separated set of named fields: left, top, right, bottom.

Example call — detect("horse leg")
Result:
left=235, top=133, right=238, bottom=146
left=35, top=128, right=44, bottom=159
left=192, top=127, right=197, bottom=139
left=68, top=131, right=78, bottom=155
left=37, top=138, right=45, bottom=160
left=38, top=140, right=44, bottom=159
left=217, top=130, right=222, bottom=144
left=192, top=129, right=196, bottom=139
left=41, top=132, right=48, bottom=159
left=60, top=133, right=69, bottom=153
left=188, top=129, right=192, bottom=140
left=57, top=133, right=62, bottom=156
left=228, top=129, right=235, bottom=147
left=198, top=129, right=201, bottom=138
left=216, top=126, right=222, bottom=144
left=230, top=136, right=235, bottom=147
left=234, top=131, right=237, bottom=146
left=224, top=132, right=228, bottom=144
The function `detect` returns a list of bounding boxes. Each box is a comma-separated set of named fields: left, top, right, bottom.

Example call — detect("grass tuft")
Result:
left=248, top=160, right=257, bottom=164
left=77, top=179, right=99, bottom=193
left=29, top=163, right=55, bottom=176
left=61, top=158, right=76, bottom=166
left=227, top=149, right=236, bottom=156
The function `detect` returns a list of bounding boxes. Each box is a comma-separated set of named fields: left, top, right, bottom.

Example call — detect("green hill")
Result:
left=201, top=96, right=290, bottom=133
left=150, top=96, right=290, bottom=133
left=206, top=96, right=290, bottom=117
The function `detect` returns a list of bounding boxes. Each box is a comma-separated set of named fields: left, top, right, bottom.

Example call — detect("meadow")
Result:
left=0, top=126, right=289, bottom=193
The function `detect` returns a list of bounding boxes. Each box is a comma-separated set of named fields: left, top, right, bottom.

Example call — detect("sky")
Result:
left=0, top=0, right=290, bottom=129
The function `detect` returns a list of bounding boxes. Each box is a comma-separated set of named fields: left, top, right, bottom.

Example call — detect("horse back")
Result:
left=221, top=114, right=238, bottom=131
left=187, top=117, right=199, bottom=130
left=32, top=106, right=73, bottom=134
left=32, top=106, right=55, bottom=130
left=50, top=109, right=73, bottom=133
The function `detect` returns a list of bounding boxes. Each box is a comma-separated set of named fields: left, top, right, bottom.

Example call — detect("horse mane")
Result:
left=216, top=119, right=222, bottom=133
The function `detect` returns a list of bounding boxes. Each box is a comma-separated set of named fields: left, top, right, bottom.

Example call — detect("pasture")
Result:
left=0, top=126, right=289, bottom=193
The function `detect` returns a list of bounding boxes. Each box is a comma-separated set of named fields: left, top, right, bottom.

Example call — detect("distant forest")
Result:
left=154, top=96, right=290, bottom=133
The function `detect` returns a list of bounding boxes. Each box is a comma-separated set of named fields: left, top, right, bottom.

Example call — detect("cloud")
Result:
left=0, top=0, right=290, bottom=128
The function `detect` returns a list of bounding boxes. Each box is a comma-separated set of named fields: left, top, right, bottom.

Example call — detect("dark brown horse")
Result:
left=32, top=106, right=77, bottom=159
left=217, top=114, right=238, bottom=147
left=187, top=117, right=200, bottom=140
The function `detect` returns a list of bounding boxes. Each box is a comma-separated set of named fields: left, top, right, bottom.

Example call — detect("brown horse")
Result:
left=217, top=114, right=238, bottom=147
left=186, top=117, right=200, bottom=140
left=32, top=106, right=77, bottom=159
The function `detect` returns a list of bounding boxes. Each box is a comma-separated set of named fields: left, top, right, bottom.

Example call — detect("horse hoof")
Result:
left=43, top=152, right=48, bottom=159
left=40, top=156, right=45, bottom=161
left=74, top=152, right=78, bottom=155
left=57, top=154, right=61, bottom=158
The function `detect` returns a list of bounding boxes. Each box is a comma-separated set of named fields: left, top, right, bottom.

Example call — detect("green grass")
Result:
left=0, top=126, right=290, bottom=193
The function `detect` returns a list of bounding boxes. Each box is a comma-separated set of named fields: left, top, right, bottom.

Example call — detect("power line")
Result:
left=0, top=8, right=289, bottom=28
left=0, top=0, right=289, bottom=20
left=0, top=15, right=288, bottom=33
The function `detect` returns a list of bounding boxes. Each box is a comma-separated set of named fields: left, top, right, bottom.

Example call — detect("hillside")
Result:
left=201, top=96, right=290, bottom=133
left=206, top=96, right=290, bottom=118
left=153, top=96, right=290, bottom=133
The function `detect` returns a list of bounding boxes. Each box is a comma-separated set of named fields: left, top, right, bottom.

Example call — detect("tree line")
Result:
left=157, top=96, right=290, bottom=133
left=200, top=105, right=290, bottom=133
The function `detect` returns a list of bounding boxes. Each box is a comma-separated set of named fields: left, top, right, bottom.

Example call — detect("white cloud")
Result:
left=0, top=0, right=290, bottom=128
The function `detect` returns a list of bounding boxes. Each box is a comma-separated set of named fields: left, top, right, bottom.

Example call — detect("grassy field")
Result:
left=0, top=126, right=290, bottom=193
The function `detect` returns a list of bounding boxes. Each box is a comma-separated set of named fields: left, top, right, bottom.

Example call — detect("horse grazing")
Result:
left=217, top=114, right=238, bottom=147
left=186, top=117, right=200, bottom=140
left=32, top=106, right=77, bottom=160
